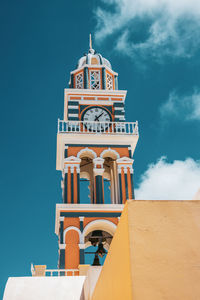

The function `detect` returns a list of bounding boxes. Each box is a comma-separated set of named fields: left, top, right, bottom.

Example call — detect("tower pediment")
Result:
left=64, top=156, right=81, bottom=163
left=116, top=157, right=134, bottom=164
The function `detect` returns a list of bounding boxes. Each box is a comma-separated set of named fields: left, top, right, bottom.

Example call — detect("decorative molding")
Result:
left=83, top=219, right=117, bottom=237
left=116, top=157, right=134, bottom=164
left=93, top=157, right=104, bottom=168
left=64, top=156, right=81, bottom=163
left=117, top=157, right=134, bottom=173
left=100, top=148, right=120, bottom=159
left=77, top=147, right=97, bottom=159
left=64, top=156, right=81, bottom=173
left=79, top=216, right=84, bottom=222
left=59, top=217, right=64, bottom=222
left=63, top=226, right=82, bottom=244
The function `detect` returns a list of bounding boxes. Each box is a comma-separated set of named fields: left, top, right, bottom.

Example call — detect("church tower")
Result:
left=55, top=36, right=139, bottom=271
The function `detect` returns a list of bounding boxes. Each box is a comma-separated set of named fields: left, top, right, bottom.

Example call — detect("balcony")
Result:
left=31, top=265, right=79, bottom=276
left=57, top=119, right=139, bottom=135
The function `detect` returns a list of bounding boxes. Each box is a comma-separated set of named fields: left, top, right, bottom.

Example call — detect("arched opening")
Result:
left=83, top=219, right=117, bottom=266
left=101, top=149, right=120, bottom=204
left=80, top=157, right=94, bottom=204
left=78, top=148, right=97, bottom=204
left=84, top=230, right=112, bottom=266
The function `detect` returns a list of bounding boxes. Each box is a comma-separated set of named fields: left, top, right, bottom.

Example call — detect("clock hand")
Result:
left=94, top=112, right=104, bottom=121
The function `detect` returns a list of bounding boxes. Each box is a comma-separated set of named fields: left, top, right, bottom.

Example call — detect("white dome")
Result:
left=77, top=48, right=112, bottom=70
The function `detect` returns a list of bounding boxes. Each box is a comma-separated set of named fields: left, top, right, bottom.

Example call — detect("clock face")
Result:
left=82, top=107, right=112, bottom=132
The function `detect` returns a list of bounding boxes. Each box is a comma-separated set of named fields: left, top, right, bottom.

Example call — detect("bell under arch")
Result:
left=83, top=219, right=117, bottom=265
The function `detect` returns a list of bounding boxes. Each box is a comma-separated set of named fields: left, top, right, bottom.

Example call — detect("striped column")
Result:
left=113, top=102, right=125, bottom=122
left=117, top=157, right=134, bottom=203
left=67, top=101, right=79, bottom=121
left=63, top=157, right=81, bottom=204
left=93, top=158, right=105, bottom=204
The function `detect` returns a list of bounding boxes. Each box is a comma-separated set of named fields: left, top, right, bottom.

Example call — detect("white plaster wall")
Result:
left=3, top=276, right=86, bottom=300
left=83, top=266, right=102, bottom=300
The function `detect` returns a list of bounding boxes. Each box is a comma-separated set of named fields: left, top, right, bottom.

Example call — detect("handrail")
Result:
left=31, top=264, right=79, bottom=276
left=57, top=119, right=139, bottom=135
left=45, top=269, right=79, bottom=276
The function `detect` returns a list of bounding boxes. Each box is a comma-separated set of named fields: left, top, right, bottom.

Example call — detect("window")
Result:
left=90, top=70, right=100, bottom=89
left=106, top=73, right=113, bottom=90
left=76, top=73, right=83, bottom=89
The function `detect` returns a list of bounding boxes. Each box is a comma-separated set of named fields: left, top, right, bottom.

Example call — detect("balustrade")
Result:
left=58, top=119, right=138, bottom=135
left=45, top=269, right=79, bottom=276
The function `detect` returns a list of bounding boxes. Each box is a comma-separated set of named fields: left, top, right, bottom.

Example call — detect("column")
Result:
left=70, top=74, right=74, bottom=88
left=63, top=167, right=68, bottom=204
left=116, top=157, right=134, bottom=203
left=59, top=244, right=66, bottom=273
left=114, top=75, right=118, bottom=90
left=113, top=160, right=119, bottom=204
left=71, top=166, right=74, bottom=203
left=121, top=167, right=126, bottom=204
left=84, top=67, right=88, bottom=89
left=102, top=67, right=106, bottom=89
left=79, top=216, right=85, bottom=264
left=64, top=145, right=68, bottom=158
left=63, top=157, right=81, bottom=204
left=59, top=217, right=65, bottom=275
left=93, top=158, right=105, bottom=204
left=79, top=244, right=85, bottom=264
left=127, top=166, right=134, bottom=199
left=110, top=167, right=115, bottom=204
left=131, top=171, right=135, bottom=200
left=68, top=166, right=72, bottom=203
left=118, top=167, right=123, bottom=204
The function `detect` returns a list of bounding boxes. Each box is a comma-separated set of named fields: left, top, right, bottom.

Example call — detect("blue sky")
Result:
left=1, top=0, right=200, bottom=297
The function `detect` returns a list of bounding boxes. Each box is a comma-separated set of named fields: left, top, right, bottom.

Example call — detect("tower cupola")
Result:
left=69, top=35, right=118, bottom=90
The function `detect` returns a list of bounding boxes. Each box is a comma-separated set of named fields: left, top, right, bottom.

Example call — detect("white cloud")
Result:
left=160, top=89, right=200, bottom=121
left=94, top=0, right=200, bottom=60
left=135, top=157, right=200, bottom=200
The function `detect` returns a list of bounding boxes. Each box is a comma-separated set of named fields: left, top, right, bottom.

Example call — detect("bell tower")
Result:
left=55, top=37, right=139, bottom=270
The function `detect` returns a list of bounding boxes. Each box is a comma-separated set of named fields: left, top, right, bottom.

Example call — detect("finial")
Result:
left=89, top=33, right=92, bottom=50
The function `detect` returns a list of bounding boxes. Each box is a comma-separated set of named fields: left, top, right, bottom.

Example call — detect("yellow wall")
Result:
left=92, top=202, right=133, bottom=300
left=92, top=200, right=200, bottom=300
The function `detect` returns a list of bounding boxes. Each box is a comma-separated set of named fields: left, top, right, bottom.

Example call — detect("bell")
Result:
left=96, top=242, right=107, bottom=258
left=92, top=253, right=101, bottom=266
left=89, top=230, right=104, bottom=246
